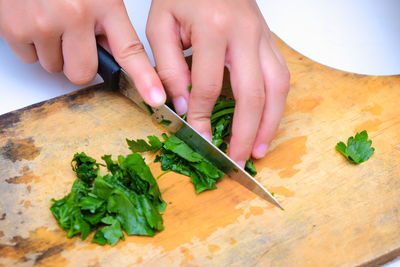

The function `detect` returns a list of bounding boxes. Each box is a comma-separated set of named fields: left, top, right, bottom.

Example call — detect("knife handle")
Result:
left=97, top=43, right=121, bottom=91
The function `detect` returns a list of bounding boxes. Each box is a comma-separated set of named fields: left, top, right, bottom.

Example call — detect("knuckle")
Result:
left=63, top=0, right=90, bottom=24
left=206, top=10, right=231, bottom=33
left=114, top=41, right=145, bottom=62
left=32, top=17, right=53, bottom=37
left=195, top=83, right=221, bottom=100
left=187, top=111, right=210, bottom=123
left=64, top=0, right=86, bottom=17
left=157, top=67, right=185, bottom=87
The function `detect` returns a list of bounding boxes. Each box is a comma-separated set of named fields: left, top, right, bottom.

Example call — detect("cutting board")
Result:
left=1, top=37, right=400, bottom=267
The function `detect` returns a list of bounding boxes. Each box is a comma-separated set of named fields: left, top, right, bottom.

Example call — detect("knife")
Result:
left=97, top=44, right=283, bottom=209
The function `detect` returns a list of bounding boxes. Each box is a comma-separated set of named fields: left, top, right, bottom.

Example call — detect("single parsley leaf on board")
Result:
left=126, top=135, right=163, bottom=153
left=336, top=130, right=375, bottom=164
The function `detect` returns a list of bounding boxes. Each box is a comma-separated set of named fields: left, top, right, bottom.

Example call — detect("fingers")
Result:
left=101, top=2, right=166, bottom=107
left=34, top=35, right=63, bottom=73
left=228, top=39, right=265, bottom=168
left=62, top=24, right=98, bottom=85
left=187, top=37, right=227, bottom=141
left=146, top=13, right=191, bottom=115
left=251, top=36, right=290, bottom=159
left=7, top=42, right=38, bottom=64
left=266, top=31, right=287, bottom=68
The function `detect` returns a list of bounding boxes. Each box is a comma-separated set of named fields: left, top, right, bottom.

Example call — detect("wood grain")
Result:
left=1, top=37, right=400, bottom=267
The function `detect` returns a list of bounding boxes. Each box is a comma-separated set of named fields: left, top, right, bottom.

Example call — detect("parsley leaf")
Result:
left=336, top=130, right=375, bottom=164
left=92, top=216, right=125, bottom=246
left=71, top=152, right=100, bottom=184
left=126, top=135, right=163, bottom=153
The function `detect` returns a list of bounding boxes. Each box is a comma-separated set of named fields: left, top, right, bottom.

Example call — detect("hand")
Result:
left=0, top=0, right=166, bottom=107
left=146, top=0, right=290, bottom=167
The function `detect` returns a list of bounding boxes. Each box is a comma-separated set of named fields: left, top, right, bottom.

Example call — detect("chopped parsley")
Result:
left=50, top=149, right=165, bottom=246
left=210, top=95, right=258, bottom=176
left=127, top=135, right=225, bottom=193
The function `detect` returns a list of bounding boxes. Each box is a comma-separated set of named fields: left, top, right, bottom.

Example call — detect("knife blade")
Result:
left=97, top=44, right=283, bottom=209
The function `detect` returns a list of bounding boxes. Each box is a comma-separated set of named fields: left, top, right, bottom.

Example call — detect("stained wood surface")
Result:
left=1, top=38, right=400, bottom=267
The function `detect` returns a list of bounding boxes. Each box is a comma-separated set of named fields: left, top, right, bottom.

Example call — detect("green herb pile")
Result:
left=127, top=134, right=225, bottom=194
left=50, top=151, right=166, bottom=246
left=336, top=130, right=375, bottom=164
left=210, top=95, right=257, bottom=176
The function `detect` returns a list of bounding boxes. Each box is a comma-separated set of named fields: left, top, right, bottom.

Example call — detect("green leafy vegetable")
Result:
left=71, top=152, right=100, bottom=184
left=157, top=135, right=225, bottom=193
left=127, top=135, right=225, bottom=193
left=51, top=148, right=166, bottom=246
left=126, top=136, right=163, bottom=153
left=209, top=95, right=257, bottom=176
left=92, top=216, right=124, bottom=246
left=245, top=160, right=257, bottom=177
left=336, top=130, right=375, bottom=164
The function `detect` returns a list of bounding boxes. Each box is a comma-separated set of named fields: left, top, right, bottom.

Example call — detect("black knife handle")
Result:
left=97, top=43, right=121, bottom=91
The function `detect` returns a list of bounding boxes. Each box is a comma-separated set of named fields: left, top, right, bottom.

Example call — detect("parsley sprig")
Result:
left=336, top=130, right=375, bottom=164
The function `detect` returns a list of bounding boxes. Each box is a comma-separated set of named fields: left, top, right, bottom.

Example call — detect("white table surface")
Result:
left=0, top=1, right=399, bottom=265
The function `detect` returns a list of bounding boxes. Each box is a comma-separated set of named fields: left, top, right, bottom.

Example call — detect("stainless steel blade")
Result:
left=118, top=70, right=283, bottom=209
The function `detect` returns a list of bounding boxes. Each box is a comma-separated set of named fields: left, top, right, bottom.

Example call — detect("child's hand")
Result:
left=146, top=0, right=290, bottom=166
left=0, top=0, right=166, bottom=107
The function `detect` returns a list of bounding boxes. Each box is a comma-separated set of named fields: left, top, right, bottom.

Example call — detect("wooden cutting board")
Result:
left=1, top=37, right=400, bottom=267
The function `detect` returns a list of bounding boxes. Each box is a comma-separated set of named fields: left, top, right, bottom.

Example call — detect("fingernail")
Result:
left=173, top=96, right=188, bottom=115
left=200, top=132, right=212, bottom=141
left=149, top=87, right=166, bottom=106
left=253, top=144, right=268, bottom=158
left=237, top=161, right=246, bottom=169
